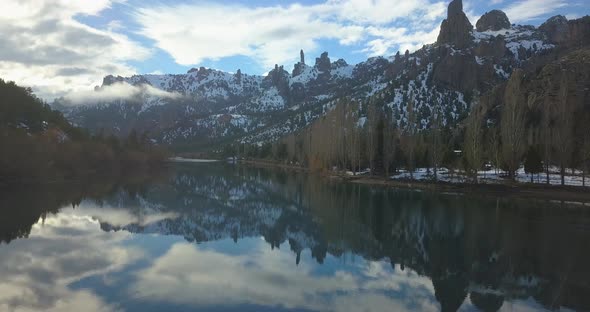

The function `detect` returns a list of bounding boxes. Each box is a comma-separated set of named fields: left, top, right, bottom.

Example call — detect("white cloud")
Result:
left=503, top=0, right=568, bottom=22
left=0, top=0, right=150, bottom=100
left=134, top=0, right=447, bottom=70
left=0, top=211, right=142, bottom=311
left=64, top=82, right=181, bottom=105
left=363, top=26, right=441, bottom=57
left=130, top=241, right=440, bottom=311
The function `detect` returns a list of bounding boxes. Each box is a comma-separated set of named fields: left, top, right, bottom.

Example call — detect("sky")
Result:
left=0, top=0, right=587, bottom=100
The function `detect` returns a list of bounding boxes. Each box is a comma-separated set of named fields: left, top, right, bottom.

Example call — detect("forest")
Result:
left=227, top=49, right=590, bottom=187
left=0, top=79, right=168, bottom=185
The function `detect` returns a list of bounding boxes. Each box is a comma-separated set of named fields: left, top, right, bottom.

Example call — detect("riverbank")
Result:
left=238, top=159, right=590, bottom=204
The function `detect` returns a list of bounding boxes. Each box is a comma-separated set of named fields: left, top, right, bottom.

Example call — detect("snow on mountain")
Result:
left=52, top=3, right=576, bottom=149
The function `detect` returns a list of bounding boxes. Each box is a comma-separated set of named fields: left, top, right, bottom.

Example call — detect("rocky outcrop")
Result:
left=540, top=15, right=569, bottom=44
left=315, top=52, right=331, bottom=72
left=540, top=15, right=590, bottom=48
left=293, top=50, right=307, bottom=77
left=565, top=16, right=590, bottom=48
left=102, top=75, right=127, bottom=86
left=479, top=48, right=590, bottom=135
left=235, top=69, right=242, bottom=84
left=476, top=10, right=511, bottom=32
left=437, top=0, right=473, bottom=49
left=474, top=35, right=506, bottom=60
left=263, top=64, right=290, bottom=96
left=432, top=46, right=479, bottom=92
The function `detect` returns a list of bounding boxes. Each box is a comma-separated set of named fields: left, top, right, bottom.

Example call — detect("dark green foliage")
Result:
left=0, top=79, right=168, bottom=184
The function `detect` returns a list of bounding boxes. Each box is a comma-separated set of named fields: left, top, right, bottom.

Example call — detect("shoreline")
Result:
left=238, top=159, right=590, bottom=203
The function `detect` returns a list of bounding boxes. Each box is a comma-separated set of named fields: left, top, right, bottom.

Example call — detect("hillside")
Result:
left=0, top=79, right=167, bottom=184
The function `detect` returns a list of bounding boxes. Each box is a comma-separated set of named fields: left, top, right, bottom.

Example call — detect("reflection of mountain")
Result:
left=98, top=165, right=331, bottom=264
left=4, top=164, right=590, bottom=311
left=92, top=164, right=590, bottom=312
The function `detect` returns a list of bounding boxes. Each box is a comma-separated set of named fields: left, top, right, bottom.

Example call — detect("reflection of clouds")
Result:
left=0, top=212, right=143, bottom=312
left=75, top=203, right=179, bottom=228
left=130, top=241, right=440, bottom=312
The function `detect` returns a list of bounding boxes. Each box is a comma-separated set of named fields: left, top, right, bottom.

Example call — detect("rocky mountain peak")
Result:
left=539, top=15, right=569, bottom=44
left=332, top=59, right=348, bottom=69
left=476, top=10, right=511, bottom=32
left=315, top=52, right=331, bottom=72
left=437, top=0, right=473, bottom=49
left=235, top=69, right=242, bottom=84
left=102, top=75, right=125, bottom=86
left=447, top=0, right=463, bottom=16
left=293, top=50, right=307, bottom=77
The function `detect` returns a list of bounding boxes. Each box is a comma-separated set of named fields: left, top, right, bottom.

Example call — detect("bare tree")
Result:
left=464, top=108, right=484, bottom=183
left=429, top=98, right=444, bottom=181
left=552, top=72, right=574, bottom=186
left=501, top=70, right=527, bottom=180
left=541, top=97, right=553, bottom=184
left=402, top=93, right=418, bottom=179
left=583, top=132, right=590, bottom=187
left=383, top=115, right=397, bottom=178
left=487, top=126, right=501, bottom=175
left=366, top=99, right=377, bottom=175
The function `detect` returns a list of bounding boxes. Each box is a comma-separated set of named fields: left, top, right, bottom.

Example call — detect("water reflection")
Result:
left=0, top=163, right=589, bottom=311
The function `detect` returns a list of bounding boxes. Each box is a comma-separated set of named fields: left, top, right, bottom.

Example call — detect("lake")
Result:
left=1, top=162, right=589, bottom=312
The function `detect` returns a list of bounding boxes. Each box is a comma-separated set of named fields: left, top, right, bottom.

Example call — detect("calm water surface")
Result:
left=1, top=163, right=589, bottom=312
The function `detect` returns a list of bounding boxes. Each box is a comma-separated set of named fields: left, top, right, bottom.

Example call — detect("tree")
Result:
left=276, top=142, right=288, bottom=160
left=429, top=98, right=445, bottom=181
left=366, top=99, right=378, bottom=174
left=541, top=97, right=553, bottom=184
left=582, top=133, right=590, bottom=187
left=464, top=110, right=483, bottom=183
left=487, top=126, right=501, bottom=175
left=383, top=116, right=397, bottom=178
left=552, top=72, right=575, bottom=186
left=402, top=93, right=418, bottom=179
left=500, top=70, right=527, bottom=180
left=524, top=146, right=543, bottom=183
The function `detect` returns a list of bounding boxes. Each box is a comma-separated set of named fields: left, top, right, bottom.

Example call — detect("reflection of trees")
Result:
left=93, top=164, right=590, bottom=311
left=12, top=163, right=587, bottom=311
left=0, top=171, right=170, bottom=244
left=233, top=166, right=590, bottom=311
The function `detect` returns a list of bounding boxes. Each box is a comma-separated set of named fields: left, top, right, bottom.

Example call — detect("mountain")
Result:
left=53, top=0, right=590, bottom=152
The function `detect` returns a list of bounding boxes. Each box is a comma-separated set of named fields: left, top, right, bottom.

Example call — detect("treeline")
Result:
left=226, top=50, right=590, bottom=186
left=0, top=79, right=168, bottom=184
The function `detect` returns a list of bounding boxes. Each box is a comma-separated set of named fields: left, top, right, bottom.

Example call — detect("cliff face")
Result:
left=476, top=10, right=511, bottom=32
left=478, top=47, right=590, bottom=146
left=538, top=15, right=590, bottom=52
left=437, top=0, right=473, bottom=49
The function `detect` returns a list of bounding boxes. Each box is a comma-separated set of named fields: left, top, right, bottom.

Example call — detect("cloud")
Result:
left=0, top=0, right=150, bottom=100
left=503, top=0, right=568, bottom=22
left=130, top=241, right=440, bottom=311
left=77, top=200, right=180, bottom=227
left=0, top=211, right=142, bottom=311
left=63, top=82, right=182, bottom=105
left=133, top=0, right=447, bottom=69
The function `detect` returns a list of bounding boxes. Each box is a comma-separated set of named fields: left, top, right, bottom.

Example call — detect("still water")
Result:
left=0, top=163, right=589, bottom=312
